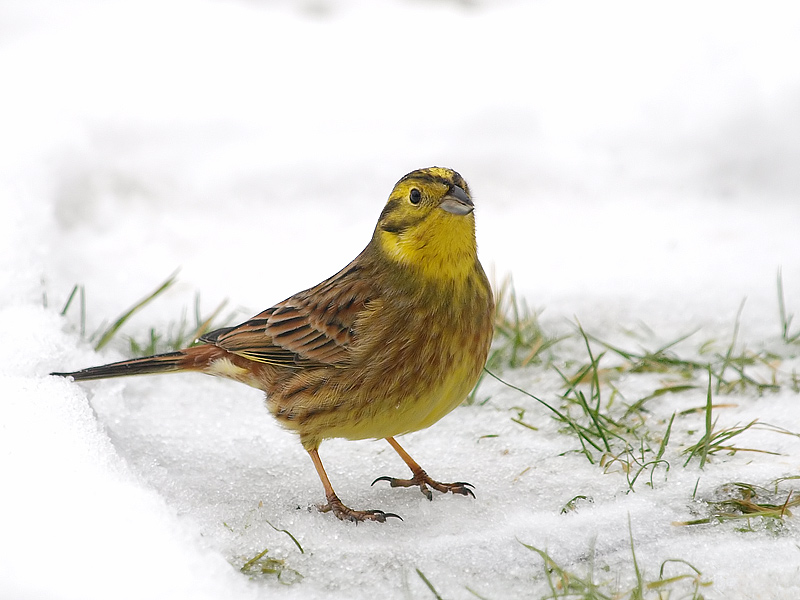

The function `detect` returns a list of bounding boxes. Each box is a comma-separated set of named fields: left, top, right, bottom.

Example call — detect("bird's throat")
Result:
left=377, top=213, right=478, bottom=285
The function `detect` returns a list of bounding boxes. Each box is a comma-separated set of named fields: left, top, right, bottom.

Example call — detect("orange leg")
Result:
left=372, top=437, right=475, bottom=501
left=307, top=448, right=401, bottom=523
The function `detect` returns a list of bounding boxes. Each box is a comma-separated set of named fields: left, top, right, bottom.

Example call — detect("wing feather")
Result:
left=199, top=258, right=375, bottom=368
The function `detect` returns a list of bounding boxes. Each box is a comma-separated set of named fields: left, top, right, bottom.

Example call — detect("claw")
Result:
left=378, top=511, right=403, bottom=522
left=443, top=481, right=475, bottom=498
left=420, top=484, right=433, bottom=501
left=318, top=495, right=403, bottom=523
left=372, top=470, right=476, bottom=500
left=354, top=509, right=403, bottom=523
left=456, top=485, right=476, bottom=499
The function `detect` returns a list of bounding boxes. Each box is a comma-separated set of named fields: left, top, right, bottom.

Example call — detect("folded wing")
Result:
left=200, top=263, right=373, bottom=369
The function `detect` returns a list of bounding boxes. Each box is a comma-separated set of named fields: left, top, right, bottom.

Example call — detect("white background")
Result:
left=2, top=1, right=800, bottom=598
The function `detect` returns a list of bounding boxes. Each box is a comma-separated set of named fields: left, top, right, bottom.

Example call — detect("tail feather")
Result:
left=51, top=351, right=189, bottom=381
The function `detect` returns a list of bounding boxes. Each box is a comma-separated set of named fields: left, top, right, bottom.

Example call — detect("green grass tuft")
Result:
left=521, top=518, right=712, bottom=599
left=126, top=292, right=232, bottom=357
left=489, top=275, right=566, bottom=370
left=480, top=275, right=800, bottom=494
left=239, top=547, right=303, bottom=584
left=93, top=272, right=179, bottom=351
left=57, top=273, right=241, bottom=356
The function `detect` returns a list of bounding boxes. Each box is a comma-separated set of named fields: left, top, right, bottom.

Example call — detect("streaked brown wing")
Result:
left=200, top=261, right=374, bottom=368
left=199, top=311, right=301, bottom=367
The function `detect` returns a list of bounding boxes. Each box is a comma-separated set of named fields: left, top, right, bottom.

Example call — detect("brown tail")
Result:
left=51, top=345, right=222, bottom=381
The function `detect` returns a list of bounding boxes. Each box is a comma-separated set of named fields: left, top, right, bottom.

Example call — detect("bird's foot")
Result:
left=372, top=469, right=475, bottom=501
left=318, top=494, right=402, bottom=523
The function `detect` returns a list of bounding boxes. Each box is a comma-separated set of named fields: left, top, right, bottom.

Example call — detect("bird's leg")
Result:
left=307, top=448, right=402, bottom=523
left=371, top=437, right=475, bottom=501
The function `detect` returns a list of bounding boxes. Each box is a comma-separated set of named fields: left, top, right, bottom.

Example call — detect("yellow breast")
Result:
left=271, top=271, right=494, bottom=449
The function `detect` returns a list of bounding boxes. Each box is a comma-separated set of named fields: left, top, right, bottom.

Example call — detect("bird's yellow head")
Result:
left=374, top=167, right=479, bottom=285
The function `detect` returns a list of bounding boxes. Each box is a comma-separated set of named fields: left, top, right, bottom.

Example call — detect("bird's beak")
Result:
left=439, top=185, right=474, bottom=215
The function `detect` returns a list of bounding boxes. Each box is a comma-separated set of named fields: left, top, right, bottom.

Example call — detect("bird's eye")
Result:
left=409, top=188, right=422, bottom=205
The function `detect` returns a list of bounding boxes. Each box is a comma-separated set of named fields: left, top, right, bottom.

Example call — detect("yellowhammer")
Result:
left=52, top=167, right=495, bottom=522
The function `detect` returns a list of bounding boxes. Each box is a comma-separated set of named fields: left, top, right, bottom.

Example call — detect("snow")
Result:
left=2, top=0, right=800, bottom=598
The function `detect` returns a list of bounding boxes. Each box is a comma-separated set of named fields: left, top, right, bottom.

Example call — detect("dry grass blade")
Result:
left=675, top=481, right=800, bottom=527
left=239, top=547, right=303, bottom=584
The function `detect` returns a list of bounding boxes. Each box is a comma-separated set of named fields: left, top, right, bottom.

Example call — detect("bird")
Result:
left=52, top=167, right=495, bottom=523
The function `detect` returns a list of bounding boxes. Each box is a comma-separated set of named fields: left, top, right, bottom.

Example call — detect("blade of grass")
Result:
left=628, top=515, right=644, bottom=600
left=574, top=389, right=612, bottom=453
left=241, top=547, right=271, bottom=572
left=416, top=568, right=444, bottom=600
left=485, top=368, right=604, bottom=462
left=575, top=322, right=612, bottom=453
left=716, top=299, right=745, bottom=393
left=264, top=519, right=304, bottom=554
left=701, top=367, right=713, bottom=468
left=94, top=272, right=179, bottom=351
left=656, top=413, right=675, bottom=463
left=624, top=385, right=696, bottom=417
left=189, top=296, right=228, bottom=344
left=60, top=284, right=79, bottom=316
left=80, top=284, right=86, bottom=337
left=777, top=268, right=799, bottom=343
left=587, top=329, right=705, bottom=375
